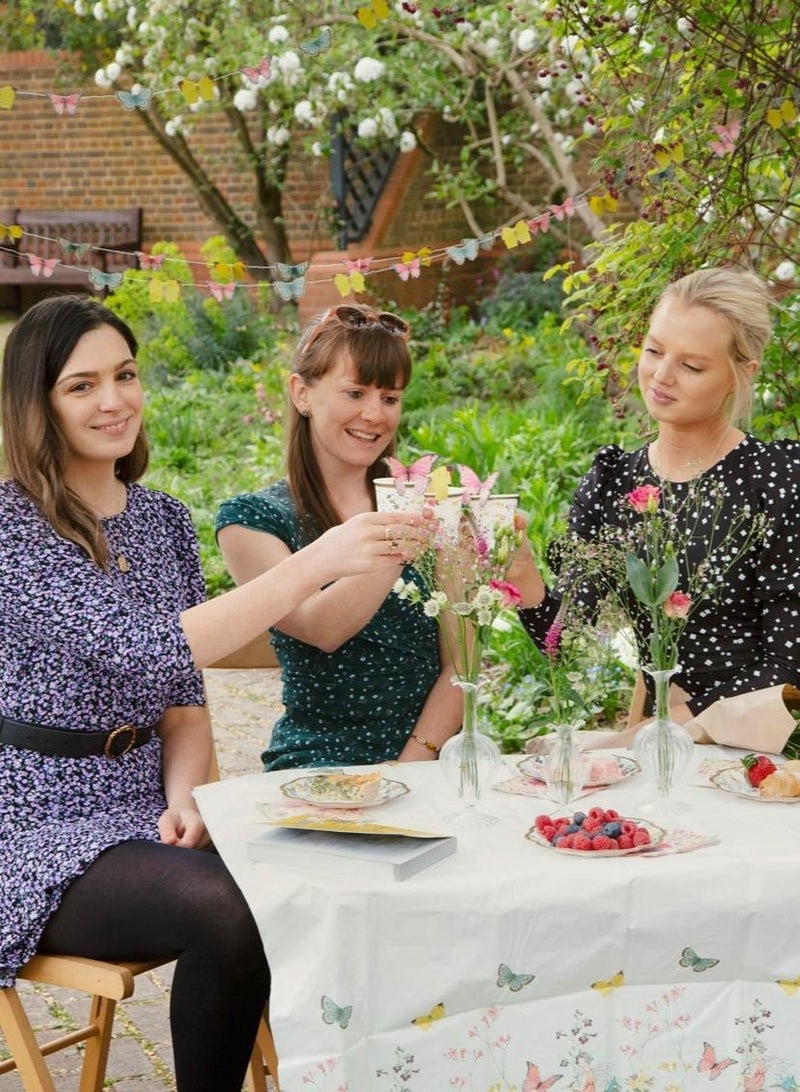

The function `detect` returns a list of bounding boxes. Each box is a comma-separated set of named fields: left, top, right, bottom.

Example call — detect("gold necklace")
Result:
left=650, top=425, right=734, bottom=481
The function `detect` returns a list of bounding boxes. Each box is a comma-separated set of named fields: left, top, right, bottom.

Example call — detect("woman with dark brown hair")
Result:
left=217, top=304, right=463, bottom=770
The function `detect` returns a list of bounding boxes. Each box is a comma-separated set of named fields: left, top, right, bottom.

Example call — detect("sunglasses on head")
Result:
left=302, top=305, right=410, bottom=355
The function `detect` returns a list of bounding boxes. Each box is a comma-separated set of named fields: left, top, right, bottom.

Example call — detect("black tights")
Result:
left=39, top=840, right=270, bottom=1092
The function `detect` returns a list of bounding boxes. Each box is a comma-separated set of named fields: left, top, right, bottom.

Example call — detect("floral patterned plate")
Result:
left=710, top=767, right=800, bottom=803
left=280, top=774, right=410, bottom=810
left=518, top=753, right=640, bottom=788
left=525, top=818, right=666, bottom=857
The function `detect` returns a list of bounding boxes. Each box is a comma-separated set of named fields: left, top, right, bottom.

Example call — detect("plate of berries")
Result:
left=711, top=754, right=800, bottom=802
left=526, top=807, right=666, bottom=856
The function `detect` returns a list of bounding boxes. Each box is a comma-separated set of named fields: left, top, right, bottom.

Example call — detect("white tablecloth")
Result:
left=194, top=748, right=800, bottom=1091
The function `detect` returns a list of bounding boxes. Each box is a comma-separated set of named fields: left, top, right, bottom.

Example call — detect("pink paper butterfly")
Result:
left=28, top=254, right=60, bottom=278
left=344, top=257, right=372, bottom=273
left=394, top=257, right=421, bottom=281
left=458, top=464, right=499, bottom=506
left=697, top=1041, right=737, bottom=1080
left=549, top=196, right=575, bottom=220
left=208, top=280, right=236, bottom=301
left=709, top=120, right=741, bottom=157
left=527, top=213, right=551, bottom=235
left=240, top=56, right=272, bottom=86
left=48, top=92, right=80, bottom=116
left=383, top=454, right=437, bottom=495
left=136, top=251, right=166, bottom=270
left=523, top=1062, right=562, bottom=1092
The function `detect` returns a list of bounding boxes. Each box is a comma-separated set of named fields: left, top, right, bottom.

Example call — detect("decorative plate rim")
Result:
left=518, top=752, right=640, bottom=788
left=525, top=817, right=666, bottom=857
left=710, top=766, right=800, bottom=803
left=279, top=774, right=410, bottom=809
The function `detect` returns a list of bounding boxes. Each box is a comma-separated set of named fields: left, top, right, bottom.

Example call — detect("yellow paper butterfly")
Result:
left=212, top=260, right=246, bottom=282
left=777, top=976, right=800, bottom=996
left=149, top=279, right=181, bottom=303
left=501, top=220, right=532, bottom=250
left=588, top=193, right=619, bottom=215
left=0, top=223, right=23, bottom=243
left=0, top=85, right=16, bottom=110
left=411, top=1001, right=445, bottom=1030
left=356, top=0, right=390, bottom=29
left=591, top=971, right=624, bottom=996
left=179, top=75, right=216, bottom=105
left=426, top=465, right=451, bottom=501
left=653, top=142, right=684, bottom=169
left=767, top=99, right=797, bottom=129
left=333, top=271, right=366, bottom=297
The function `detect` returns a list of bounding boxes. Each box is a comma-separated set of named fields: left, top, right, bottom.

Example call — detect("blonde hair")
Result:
left=656, top=266, right=771, bottom=424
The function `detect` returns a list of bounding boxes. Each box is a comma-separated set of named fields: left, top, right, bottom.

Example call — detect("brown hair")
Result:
left=656, top=266, right=771, bottom=424
left=287, top=306, right=413, bottom=539
left=1, top=294, right=148, bottom=567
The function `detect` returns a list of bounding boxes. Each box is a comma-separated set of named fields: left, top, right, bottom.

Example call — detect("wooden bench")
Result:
left=0, top=206, right=142, bottom=305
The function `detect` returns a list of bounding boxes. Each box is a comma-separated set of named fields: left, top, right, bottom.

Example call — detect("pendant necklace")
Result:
left=650, top=425, right=733, bottom=481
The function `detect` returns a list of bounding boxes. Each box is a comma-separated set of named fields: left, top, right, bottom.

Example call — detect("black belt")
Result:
left=0, top=717, right=155, bottom=759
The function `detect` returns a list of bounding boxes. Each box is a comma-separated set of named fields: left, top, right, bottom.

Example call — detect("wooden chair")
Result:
left=0, top=635, right=281, bottom=1091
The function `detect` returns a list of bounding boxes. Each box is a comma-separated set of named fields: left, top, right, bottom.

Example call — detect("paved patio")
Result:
left=0, top=667, right=283, bottom=1091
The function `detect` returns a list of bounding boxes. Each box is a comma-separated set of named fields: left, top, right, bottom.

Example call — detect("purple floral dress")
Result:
left=0, top=480, right=206, bottom=986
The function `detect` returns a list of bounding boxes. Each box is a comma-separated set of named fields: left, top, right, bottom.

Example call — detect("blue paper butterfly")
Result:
left=274, top=276, right=306, bottom=301
left=276, top=261, right=310, bottom=281
left=88, top=268, right=124, bottom=291
left=679, top=946, right=719, bottom=972
left=57, top=238, right=91, bottom=259
left=496, top=962, right=535, bottom=992
left=299, top=27, right=332, bottom=56
left=320, top=994, right=352, bottom=1029
left=445, top=237, right=479, bottom=265
left=116, top=87, right=153, bottom=111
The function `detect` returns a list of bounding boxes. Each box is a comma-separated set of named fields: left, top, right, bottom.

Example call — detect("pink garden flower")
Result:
left=627, top=484, right=661, bottom=514
left=663, top=590, right=692, bottom=618
left=543, top=619, right=563, bottom=658
left=489, top=579, right=522, bottom=609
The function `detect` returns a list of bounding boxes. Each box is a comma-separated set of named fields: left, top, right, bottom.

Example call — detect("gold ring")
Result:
left=388, top=539, right=399, bottom=554
left=384, top=525, right=394, bottom=541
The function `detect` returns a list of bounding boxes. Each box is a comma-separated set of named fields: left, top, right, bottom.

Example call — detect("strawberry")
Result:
left=742, top=753, right=777, bottom=788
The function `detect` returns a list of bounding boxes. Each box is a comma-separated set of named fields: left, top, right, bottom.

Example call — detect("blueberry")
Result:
left=572, top=812, right=587, bottom=825
left=603, top=822, right=622, bottom=838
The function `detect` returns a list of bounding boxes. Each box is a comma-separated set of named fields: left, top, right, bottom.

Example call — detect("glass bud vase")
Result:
left=544, top=721, right=587, bottom=807
left=632, top=665, right=694, bottom=804
left=439, top=675, right=502, bottom=828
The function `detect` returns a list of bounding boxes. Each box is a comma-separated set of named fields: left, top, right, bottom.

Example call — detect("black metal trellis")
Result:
left=330, top=112, right=399, bottom=249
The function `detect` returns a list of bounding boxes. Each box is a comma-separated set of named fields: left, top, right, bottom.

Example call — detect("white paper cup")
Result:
left=467, top=493, right=519, bottom=547
left=424, top=486, right=464, bottom=544
left=374, top=477, right=428, bottom=515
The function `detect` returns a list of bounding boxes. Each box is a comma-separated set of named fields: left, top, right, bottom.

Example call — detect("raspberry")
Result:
left=534, top=814, right=551, bottom=832
left=617, top=834, right=634, bottom=850
left=572, top=833, right=593, bottom=851
left=602, top=809, right=620, bottom=821
left=592, top=835, right=616, bottom=850
left=588, top=807, right=606, bottom=821
left=621, top=820, right=638, bottom=835
left=555, top=834, right=575, bottom=848
left=582, top=819, right=600, bottom=833
left=632, top=829, right=651, bottom=846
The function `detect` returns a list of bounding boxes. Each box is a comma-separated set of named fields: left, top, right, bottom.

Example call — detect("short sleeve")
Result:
left=215, top=481, right=306, bottom=554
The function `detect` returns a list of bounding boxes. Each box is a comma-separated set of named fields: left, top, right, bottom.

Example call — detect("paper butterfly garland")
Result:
left=0, top=223, right=23, bottom=242
left=709, top=120, right=741, bottom=157
left=240, top=56, right=272, bottom=87
left=48, top=93, right=81, bottom=116
left=58, top=238, right=91, bottom=259
left=344, top=257, right=372, bottom=273
left=88, top=268, right=124, bottom=290
left=299, top=27, right=333, bottom=56
left=590, top=970, right=624, bottom=995
left=28, top=255, right=60, bottom=278
left=320, top=994, right=352, bottom=1029
left=410, top=1001, right=444, bottom=1029
left=116, top=87, right=153, bottom=111
left=208, top=280, right=236, bottom=301
left=0, top=85, right=16, bottom=110
left=136, top=250, right=166, bottom=270
left=678, top=946, right=719, bottom=972
left=149, top=278, right=181, bottom=303
left=767, top=99, right=797, bottom=129
left=394, top=256, right=421, bottom=281
left=457, top=464, right=498, bottom=506
left=179, top=75, right=216, bottom=105
left=522, top=1062, right=562, bottom=1092
left=653, top=143, right=685, bottom=169
left=356, top=0, right=390, bottom=29
left=588, top=192, right=618, bottom=215
left=501, top=220, right=531, bottom=249
left=697, top=1041, right=736, bottom=1079
left=383, top=454, right=437, bottom=495
left=333, top=271, right=366, bottom=297
left=548, top=196, right=575, bottom=220
left=528, top=212, right=551, bottom=234
left=496, top=962, right=535, bottom=992
left=445, top=237, right=479, bottom=264
left=212, top=260, right=246, bottom=282
left=276, top=261, right=310, bottom=281
left=273, top=276, right=306, bottom=301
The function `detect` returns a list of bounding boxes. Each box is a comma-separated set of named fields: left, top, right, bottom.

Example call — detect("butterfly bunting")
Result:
left=445, top=237, right=479, bottom=264
left=528, top=213, right=551, bottom=234
left=548, top=196, right=575, bottom=220
left=356, top=0, right=390, bottom=29
left=48, top=93, right=81, bottom=116
left=58, top=238, right=91, bottom=259
left=458, top=464, right=498, bottom=506
left=334, top=271, right=366, bottom=297
left=344, top=257, right=372, bottom=273
left=709, top=120, right=741, bottom=157
left=299, top=27, right=333, bottom=56
left=273, top=276, right=306, bottom=301
left=149, top=278, right=181, bottom=303
left=653, top=143, right=685, bottom=169
left=179, top=75, right=216, bottom=105
left=497, top=962, right=535, bottom=992
left=88, top=268, right=124, bottom=291
left=678, top=946, right=719, bottom=972
left=208, top=280, right=236, bottom=301
left=411, top=1001, right=445, bottom=1030
left=697, top=1041, right=736, bottom=1079
left=394, top=256, right=421, bottom=281
left=522, top=1062, right=563, bottom=1091
left=767, top=99, right=797, bottom=129
left=276, top=261, right=309, bottom=281
left=320, top=994, right=352, bottom=1029
left=28, top=255, right=60, bottom=278
left=501, top=220, right=532, bottom=249
left=426, top=465, right=451, bottom=501
left=588, top=193, right=618, bottom=215
left=384, top=454, right=437, bottom=495
left=590, top=970, right=624, bottom=995
left=240, top=56, right=272, bottom=87
left=136, top=251, right=166, bottom=270
left=0, top=85, right=16, bottom=110
left=777, top=975, right=800, bottom=995
left=212, top=260, right=246, bottom=282
left=0, top=223, right=23, bottom=242
left=116, top=87, right=153, bottom=111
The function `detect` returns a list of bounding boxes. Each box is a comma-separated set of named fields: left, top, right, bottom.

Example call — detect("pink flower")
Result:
left=543, top=619, right=563, bottom=658
left=663, top=590, right=691, bottom=618
left=489, top=579, right=522, bottom=608
left=627, top=484, right=661, bottom=514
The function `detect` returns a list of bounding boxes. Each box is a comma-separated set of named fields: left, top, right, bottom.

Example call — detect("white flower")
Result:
left=423, top=599, right=441, bottom=618
left=268, top=25, right=289, bottom=44
left=311, top=141, right=323, bottom=157
left=165, top=118, right=183, bottom=137
left=537, top=74, right=552, bottom=90
left=639, top=39, right=655, bottom=55
left=74, top=0, right=86, bottom=14
left=234, top=88, right=258, bottom=112
left=354, top=57, right=385, bottom=83
left=676, top=16, right=693, bottom=34
left=627, top=97, right=645, bottom=115
left=94, top=68, right=112, bottom=89
left=278, top=50, right=301, bottom=75
left=267, top=125, right=290, bottom=146
left=392, top=578, right=406, bottom=594
left=377, top=107, right=398, bottom=138
left=483, top=36, right=500, bottom=56
left=93, top=2, right=105, bottom=19
left=328, top=71, right=354, bottom=94
left=294, top=99, right=315, bottom=124
left=357, top=117, right=379, bottom=139
left=516, top=28, right=536, bottom=51
left=775, top=259, right=796, bottom=281
left=106, top=61, right=121, bottom=82
left=453, top=602, right=474, bottom=616
left=399, top=130, right=417, bottom=153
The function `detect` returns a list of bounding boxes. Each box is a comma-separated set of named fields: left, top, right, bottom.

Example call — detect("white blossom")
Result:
left=423, top=600, right=441, bottom=618
left=268, top=25, right=289, bottom=44
left=234, top=88, right=258, bottom=112
left=278, top=50, right=301, bottom=75
left=516, top=28, right=536, bottom=51
left=676, top=17, right=693, bottom=34
left=106, top=61, right=122, bottom=82
left=267, top=125, right=290, bottom=146
left=537, top=73, right=552, bottom=91
left=639, top=39, right=655, bottom=55
left=377, top=107, right=398, bottom=138
left=392, top=578, right=406, bottom=594
left=357, top=117, right=379, bottom=139
left=627, top=97, right=645, bottom=114
left=399, top=130, right=417, bottom=153
left=93, top=2, right=106, bottom=19
left=310, top=141, right=323, bottom=157
left=775, top=260, right=796, bottom=281
left=354, top=57, right=385, bottom=83
left=74, top=0, right=86, bottom=14
left=94, top=68, right=112, bottom=89
left=294, top=99, right=315, bottom=124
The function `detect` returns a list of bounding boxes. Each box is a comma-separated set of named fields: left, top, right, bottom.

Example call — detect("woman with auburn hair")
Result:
left=509, top=266, right=800, bottom=739
left=217, top=303, right=463, bottom=770
left=0, top=294, right=426, bottom=1091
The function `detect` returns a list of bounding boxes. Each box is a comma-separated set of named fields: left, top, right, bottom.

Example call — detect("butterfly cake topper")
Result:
left=383, top=454, right=437, bottom=495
